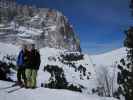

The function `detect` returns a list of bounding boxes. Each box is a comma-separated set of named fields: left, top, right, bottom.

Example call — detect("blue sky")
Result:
left=16, top=0, right=133, bottom=54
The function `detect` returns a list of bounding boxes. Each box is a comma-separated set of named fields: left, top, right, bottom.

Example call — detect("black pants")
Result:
left=17, top=68, right=26, bottom=84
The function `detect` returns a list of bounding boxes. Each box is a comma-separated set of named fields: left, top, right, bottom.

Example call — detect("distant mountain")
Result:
left=0, top=0, right=81, bottom=52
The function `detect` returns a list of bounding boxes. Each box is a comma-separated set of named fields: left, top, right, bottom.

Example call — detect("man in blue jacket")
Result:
left=17, top=44, right=28, bottom=87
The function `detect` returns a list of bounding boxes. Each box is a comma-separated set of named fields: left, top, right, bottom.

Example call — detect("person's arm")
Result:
left=36, top=51, right=41, bottom=70
left=17, top=52, right=20, bottom=65
left=16, top=51, right=21, bottom=69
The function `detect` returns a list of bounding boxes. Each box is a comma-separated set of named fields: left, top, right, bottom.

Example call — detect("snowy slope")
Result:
left=38, top=47, right=97, bottom=92
left=0, top=42, right=19, bottom=62
left=0, top=42, right=126, bottom=87
left=90, top=48, right=127, bottom=97
left=91, top=48, right=127, bottom=66
left=0, top=81, right=117, bottom=100
left=0, top=42, right=126, bottom=100
left=0, top=42, right=96, bottom=92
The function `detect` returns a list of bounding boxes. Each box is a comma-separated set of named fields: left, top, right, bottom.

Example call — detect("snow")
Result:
left=31, top=15, right=40, bottom=21
left=0, top=24, right=5, bottom=27
left=17, top=26, right=43, bottom=37
left=0, top=26, right=13, bottom=30
left=0, top=43, right=96, bottom=91
left=38, top=47, right=97, bottom=91
left=49, top=25, right=56, bottom=31
left=43, top=25, right=57, bottom=31
left=0, top=42, right=19, bottom=61
left=0, top=32, right=5, bottom=35
left=91, top=48, right=127, bottom=66
left=0, top=81, right=117, bottom=100
left=0, top=42, right=126, bottom=100
left=20, top=38, right=35, bottom=44
left=17, top=32, right=32, bottom=38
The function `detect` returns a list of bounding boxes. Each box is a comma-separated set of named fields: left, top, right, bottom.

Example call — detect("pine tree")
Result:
left=117, top=1, right=133, bottom=100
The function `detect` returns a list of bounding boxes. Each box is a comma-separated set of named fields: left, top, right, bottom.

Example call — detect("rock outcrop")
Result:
left=0, top=0, right=81, bottom=52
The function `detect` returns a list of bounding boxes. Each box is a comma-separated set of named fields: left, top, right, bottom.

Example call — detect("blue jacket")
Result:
left=17, top=50, right=24, bottom=67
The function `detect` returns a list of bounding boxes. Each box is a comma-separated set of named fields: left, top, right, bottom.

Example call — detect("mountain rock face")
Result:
left=0, top=0, right=81, bottom=52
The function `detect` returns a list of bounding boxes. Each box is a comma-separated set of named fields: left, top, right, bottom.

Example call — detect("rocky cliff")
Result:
left=0, top=0, right=81, bottom=52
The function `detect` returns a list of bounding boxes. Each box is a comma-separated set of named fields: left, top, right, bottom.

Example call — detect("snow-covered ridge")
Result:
left=91, top=48, right=127, bottom=66
left=0, top=42, right=124, bottom=100
left=0, top=42, right=96, bottom=92
left=0, top=42, right=126, bottom=88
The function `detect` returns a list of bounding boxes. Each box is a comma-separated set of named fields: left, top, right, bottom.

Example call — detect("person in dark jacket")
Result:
left=25, top=44, right=41, bottom=88
left=17, top=44, right=29, bottom=87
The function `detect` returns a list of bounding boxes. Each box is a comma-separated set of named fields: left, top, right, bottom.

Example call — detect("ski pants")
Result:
left=17, top=67, right=26, bottom=85
left=25, top=68, right=37, bottom=88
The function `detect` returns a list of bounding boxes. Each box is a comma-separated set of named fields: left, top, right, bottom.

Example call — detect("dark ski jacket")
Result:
left=28, top=49, right=41, bottom=70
